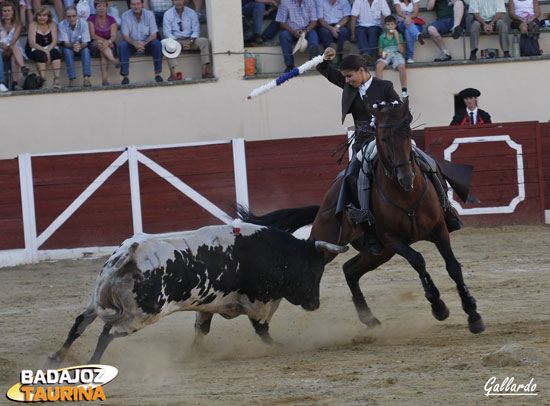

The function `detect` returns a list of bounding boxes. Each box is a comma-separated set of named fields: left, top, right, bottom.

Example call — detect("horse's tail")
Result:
left=236, top=205, right=320, bottom=233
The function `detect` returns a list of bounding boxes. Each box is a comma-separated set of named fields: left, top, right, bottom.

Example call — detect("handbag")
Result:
left=412, top=17, right=426, bottom=25
left=519, top=34, right=541, bottom=56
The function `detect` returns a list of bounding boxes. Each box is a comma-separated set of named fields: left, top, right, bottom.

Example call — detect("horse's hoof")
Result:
left=468, top=314, right=485, bottom=334
left=362, top=317, right=381, bottom=328
left=431, top=301, right=450, bottom=321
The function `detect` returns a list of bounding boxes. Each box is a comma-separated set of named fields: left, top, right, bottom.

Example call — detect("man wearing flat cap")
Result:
left=450, top=87, right=492, bottom=126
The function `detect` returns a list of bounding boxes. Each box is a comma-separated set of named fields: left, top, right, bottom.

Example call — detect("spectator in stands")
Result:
left=276, top=0, right=320, bottom=73
left=149, top=0, right=172, bottom=27
left=65, top=0, right=95, bottom=20
left=185, top=0, right=204, bottom=23
left=162, top=0, right=212, bottom=79
left=260, top=0, right=280, bottom=42
left=450, top=87, right=491, bottom=125
left=18, top=0, right=32, bottom=29
left=59, top=6, right=92, bottom=87
left=393, top=0, right=425, bottom=64
left=350, top=0, right=391, bottom=64
left=0, top=1, right=29, bottom=91
left=25, top=5, right=62, bottom=88
left=468, top=0, right=510, bottom=60
left=375, top=15, right=407, bottom=99
left=316, top=0, right=351, bottom=65
left=32, top=0, right=63, bottom=26
left=426, top=0, right=464, bottom=62
left=119, top=0, right=163, bottom=85
left=242, top=0, right=279, bottom=45
left=508, top=0, right=541, bottom=37
left=88, top=0, right=119, bottom=86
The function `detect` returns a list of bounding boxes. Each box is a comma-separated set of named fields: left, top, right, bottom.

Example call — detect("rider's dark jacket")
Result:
left=317, top=59, right=400, bottom=126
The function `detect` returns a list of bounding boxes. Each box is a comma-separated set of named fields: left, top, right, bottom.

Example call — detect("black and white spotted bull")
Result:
left=46, top=223, right=347, bottom=367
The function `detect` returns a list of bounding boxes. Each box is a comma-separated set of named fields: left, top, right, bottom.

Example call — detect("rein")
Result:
left=373, top=169, right=429, bottom=242
left=376, top=114, right=416, bottom=179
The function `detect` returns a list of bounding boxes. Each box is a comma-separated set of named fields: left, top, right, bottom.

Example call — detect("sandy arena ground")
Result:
left=1, top=225, right=549, bottom=405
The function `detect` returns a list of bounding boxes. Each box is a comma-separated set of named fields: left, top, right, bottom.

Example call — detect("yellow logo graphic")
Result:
left=6, top=365, right=118, bottom=402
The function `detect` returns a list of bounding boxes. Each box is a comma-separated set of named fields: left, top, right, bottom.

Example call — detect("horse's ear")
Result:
left=400, top=96, right=410, bottom=114
left=367, top=103, right=379, bottom=117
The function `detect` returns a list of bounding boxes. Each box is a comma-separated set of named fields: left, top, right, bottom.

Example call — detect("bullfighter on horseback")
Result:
left=317, top=47, right=465, bottom=255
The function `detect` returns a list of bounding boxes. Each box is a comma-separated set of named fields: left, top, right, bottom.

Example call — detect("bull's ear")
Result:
left=400, top=96, right=409, bottom=115
left=315, top=241, right=349, bottom=254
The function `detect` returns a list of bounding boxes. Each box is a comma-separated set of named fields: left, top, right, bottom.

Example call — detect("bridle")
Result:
left=373, top=108, right=428, bottom=241
left=376, top=114, right=416, bottom=180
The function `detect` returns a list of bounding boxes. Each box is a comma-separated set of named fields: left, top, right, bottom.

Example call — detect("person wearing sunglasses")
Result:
left=162, top=0, right=211, bottom=80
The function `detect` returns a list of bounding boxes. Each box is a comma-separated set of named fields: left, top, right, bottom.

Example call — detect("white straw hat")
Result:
left=293, top=31, right=308, bottom=55
left=161, top=38, right=182, bottom=59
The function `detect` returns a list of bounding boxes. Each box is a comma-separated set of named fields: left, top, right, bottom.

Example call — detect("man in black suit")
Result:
left=450, top=88, right=492, bottom=125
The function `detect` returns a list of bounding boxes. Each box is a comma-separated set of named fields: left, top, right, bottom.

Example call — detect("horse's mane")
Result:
left=377, top=103, right=413, bottom=138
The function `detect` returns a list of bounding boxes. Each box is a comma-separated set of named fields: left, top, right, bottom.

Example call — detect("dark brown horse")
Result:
left=239, top=98, right=485, bottom=334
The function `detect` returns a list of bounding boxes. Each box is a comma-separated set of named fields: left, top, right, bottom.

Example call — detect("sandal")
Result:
left=53, top=77, right=61, bottom=89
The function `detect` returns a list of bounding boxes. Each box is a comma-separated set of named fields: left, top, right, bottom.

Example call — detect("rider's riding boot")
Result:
left=347, top=165, right=384, bottom=255
left=424, top=166, right=463, bottom=233
left=362, top=222, right=383, bottom=255
left=445, top=206, right=463, bottom=233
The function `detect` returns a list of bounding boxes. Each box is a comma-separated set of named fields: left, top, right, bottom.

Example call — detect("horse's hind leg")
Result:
left=344, top=252, right=394, bottom=327
left=391, top=241, right=450, bottom=322
left=45, top=307, right=97, bottom=369
left=433, top=227, right=485, bottom=334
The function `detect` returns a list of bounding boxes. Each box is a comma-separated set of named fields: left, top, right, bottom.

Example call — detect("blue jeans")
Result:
left=318, top=25, right=350, bottom=55
left=397, top=21, right=423, bottom=59
left=262, top=20, right=279, bottom=39
left=242, top=1, right=266, bottom=35
left=64, top=46, right=92, bottom=79
left=119, top=39, right=162, bottom=76
left=356, top=25, right=381, bottom=58
left=0, top=49, right=5, bottom=84
left=279, top=29, right=320, bottom=67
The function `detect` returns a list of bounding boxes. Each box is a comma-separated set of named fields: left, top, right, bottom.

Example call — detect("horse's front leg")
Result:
left=343, top=251, right=394, bottom=328
left=388, top=238, right=450, bottom=322
left=432, top=226, right=485, bottom=334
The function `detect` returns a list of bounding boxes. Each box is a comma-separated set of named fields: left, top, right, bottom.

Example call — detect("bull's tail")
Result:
left=237, top=205, right=320, bottom=233
left=94, top=242, right=139, bottom=323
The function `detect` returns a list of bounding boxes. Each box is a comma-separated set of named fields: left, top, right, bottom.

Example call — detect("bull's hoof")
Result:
left=468, top=314, right=485, bottom=334
left=431, top=300, right=450, bottom=321
left=44, top=354, right=61, bottom=370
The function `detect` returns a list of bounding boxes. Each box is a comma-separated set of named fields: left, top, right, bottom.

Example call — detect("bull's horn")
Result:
left=315, top=241, right=349, bottom=254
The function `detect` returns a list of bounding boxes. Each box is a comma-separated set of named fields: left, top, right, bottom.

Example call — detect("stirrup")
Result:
left=445, top=209, right=463, bottom=233
left=347, top=205, right=374, bottom=225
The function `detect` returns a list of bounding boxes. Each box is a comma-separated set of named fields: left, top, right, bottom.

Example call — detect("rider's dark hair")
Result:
left=340, top=54, right=368, bottom=71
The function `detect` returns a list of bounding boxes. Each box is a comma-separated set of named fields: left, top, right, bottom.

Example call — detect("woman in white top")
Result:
left=393, top=0, right=424, bottom=64
left=0, top=1, right=28, bottom=90
left=509, top=0, right=541, bottom=36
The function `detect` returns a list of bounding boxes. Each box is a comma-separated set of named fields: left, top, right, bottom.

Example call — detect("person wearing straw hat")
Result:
left=162, top=0, right=212, bottom=79
left=450, top=88, right=492, bottom=126
left=276, top=0, right=320, bottom=73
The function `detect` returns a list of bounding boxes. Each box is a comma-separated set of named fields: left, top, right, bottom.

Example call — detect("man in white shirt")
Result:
left=59, top=7, right=92, bottom=87
left=468, top=0, right=509, bottom=60
left=350, top=0, right=391, bottom=64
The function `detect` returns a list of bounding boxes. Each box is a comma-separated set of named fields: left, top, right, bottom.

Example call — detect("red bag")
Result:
left=412, top=17, right=426, bottom=25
